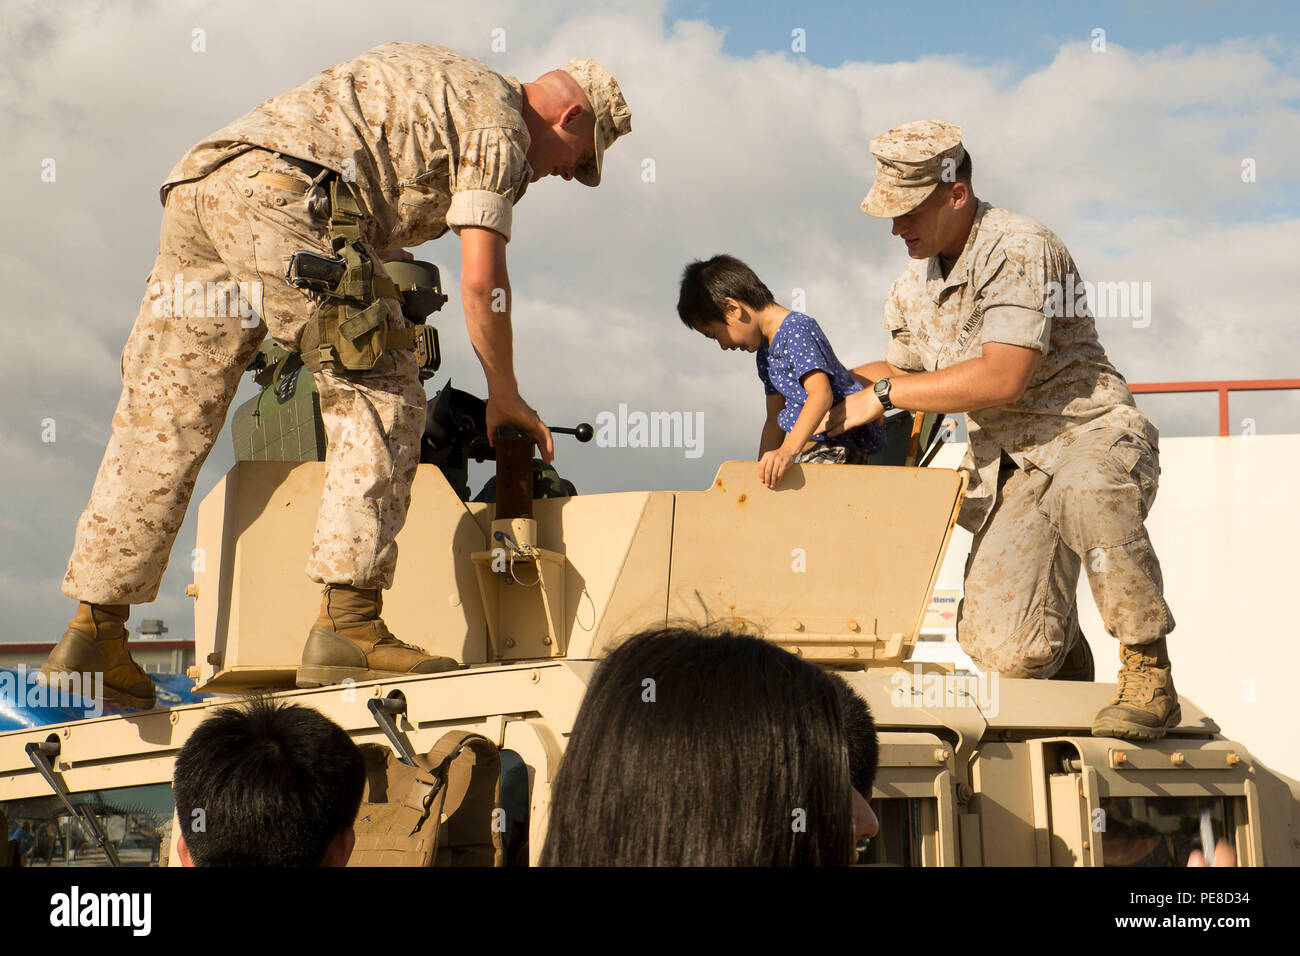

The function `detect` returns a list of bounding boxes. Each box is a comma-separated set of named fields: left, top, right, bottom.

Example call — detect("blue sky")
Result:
left=661, top=0, right=1300, bottom=225
left=665, top=0, right=1300, bottom=71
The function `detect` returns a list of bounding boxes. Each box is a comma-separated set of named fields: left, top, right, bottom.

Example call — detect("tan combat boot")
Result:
left=1091, top=638, right=1180, bottom=740
left=39, top=603, right=156, bottom=710
left=296, top=584, right=459, bottom=687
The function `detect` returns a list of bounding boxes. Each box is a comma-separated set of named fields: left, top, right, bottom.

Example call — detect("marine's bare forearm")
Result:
left=890, top=345, right=1039, bottom=413
left=462, top=290, right=519, bottom=398
left=459, top=226, right=518, bottom=398
left=849, top=360, right=912, bottom=387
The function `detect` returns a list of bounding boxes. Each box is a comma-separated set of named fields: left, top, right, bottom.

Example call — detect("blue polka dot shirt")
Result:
left=756, top=311, right=886, bottom=453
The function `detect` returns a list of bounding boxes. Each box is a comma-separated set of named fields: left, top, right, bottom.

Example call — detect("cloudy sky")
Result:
left=2, top=0, right=1297, bottom=643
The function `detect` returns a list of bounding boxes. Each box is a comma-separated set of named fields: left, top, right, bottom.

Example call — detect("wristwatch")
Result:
left=873, top=377, right=894, bottom=411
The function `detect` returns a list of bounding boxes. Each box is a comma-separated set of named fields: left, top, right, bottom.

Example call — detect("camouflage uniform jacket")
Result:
left=160, top=42, right=532, bottom=247
left=883, top=201, right=1158, bottom=533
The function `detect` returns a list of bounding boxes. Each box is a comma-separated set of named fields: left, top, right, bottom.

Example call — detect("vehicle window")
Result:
left=858, top=797, right=928, bottom=866
left=498, top=749, right=530, bottom=866
left=3, top=783, right=173, bottom=868
left=1100, top=794, right=1234, bottom=867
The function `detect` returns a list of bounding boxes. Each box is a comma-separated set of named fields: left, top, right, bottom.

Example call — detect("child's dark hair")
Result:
left=677, top=254, right=775, bottom=328
left=172, top=695, right=365, bottom=866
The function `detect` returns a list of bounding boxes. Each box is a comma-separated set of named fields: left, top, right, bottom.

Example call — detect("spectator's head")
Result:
left=540, top=626, right=874, bottom=866
left=677, top=255, right=775, bottom=353
left=172, top=696, right=364, bottom=867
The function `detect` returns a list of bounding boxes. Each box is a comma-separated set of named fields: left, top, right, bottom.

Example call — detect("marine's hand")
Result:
left=1188, top=840, right=1237, bottom=867
left=759, top=448, right=795, bottom=488
left=377, top=248, right=415, bottom=263
left=821, top=390, right=884, bottom=437
left=487, top=392, right=555, bottom=463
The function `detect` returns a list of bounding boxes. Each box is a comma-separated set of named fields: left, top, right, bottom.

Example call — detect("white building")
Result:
left=915, top=431, right=1300, bottom=781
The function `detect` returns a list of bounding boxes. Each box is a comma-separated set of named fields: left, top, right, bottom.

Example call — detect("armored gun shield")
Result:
left=187, top=460, right=965, bottom=690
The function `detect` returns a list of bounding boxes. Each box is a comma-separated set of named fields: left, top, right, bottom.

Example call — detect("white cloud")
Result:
left=2, top=0, right=1296, bottom=650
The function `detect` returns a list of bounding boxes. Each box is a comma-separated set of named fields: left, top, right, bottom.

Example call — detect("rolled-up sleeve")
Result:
left=883, top=288, right=926, bottom=371
left=446, top=126, right=530, bottom=242
left=978, top=237, right=1052, bottom=353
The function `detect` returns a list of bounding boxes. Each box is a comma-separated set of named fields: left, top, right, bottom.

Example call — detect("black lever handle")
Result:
left=548, top=422, right=594, bottom=443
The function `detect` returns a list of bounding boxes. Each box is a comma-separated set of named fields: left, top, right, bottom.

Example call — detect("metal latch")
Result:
left=367, top=691, right=419, bottom=767
left=24, top=734, right=122, bottom=867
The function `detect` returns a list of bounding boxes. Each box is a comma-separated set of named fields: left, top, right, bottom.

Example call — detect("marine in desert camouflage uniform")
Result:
left=824, top=120, right=1178, bottom=741
left=43, top=43, right=631, bottom=706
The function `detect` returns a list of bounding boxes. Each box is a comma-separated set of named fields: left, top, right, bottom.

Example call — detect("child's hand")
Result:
left=759, top=448, right=796, bottom=488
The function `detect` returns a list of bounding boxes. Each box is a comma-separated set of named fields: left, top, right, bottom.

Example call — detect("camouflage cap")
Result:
left=560, top=57, right=632, bottom=187
left=861, top=120, right=964, bottom=218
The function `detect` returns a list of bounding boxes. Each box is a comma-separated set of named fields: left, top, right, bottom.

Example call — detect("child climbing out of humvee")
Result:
left=677, top=254, right=885, bottom=488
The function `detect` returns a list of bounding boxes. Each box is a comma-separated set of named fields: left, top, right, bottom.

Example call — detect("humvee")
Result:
left=3, top=263, right=1296, bottom=867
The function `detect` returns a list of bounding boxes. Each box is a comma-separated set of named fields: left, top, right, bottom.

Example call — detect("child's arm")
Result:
left=758, top=392, right=787, bottom=457
left=759, top=371, right=833, bottom=488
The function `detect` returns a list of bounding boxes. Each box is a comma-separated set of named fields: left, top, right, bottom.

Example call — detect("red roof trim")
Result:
left=0, top=640, right=195, bottom=653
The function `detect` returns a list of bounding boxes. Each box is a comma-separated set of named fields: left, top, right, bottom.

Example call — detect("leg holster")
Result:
left=294, top=177, right=436, bottom=375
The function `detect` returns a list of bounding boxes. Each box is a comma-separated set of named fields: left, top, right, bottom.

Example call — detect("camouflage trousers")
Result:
left=956, top=427, right=1175, bottom=678
left=63, top=149, right=426, bottom=604
left=796, top=443, right=872, bottom=465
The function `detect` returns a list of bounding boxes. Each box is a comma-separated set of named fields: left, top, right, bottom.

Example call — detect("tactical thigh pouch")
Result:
left=293, top=177, right=424, bottom=375
left=299, top=240, right=391, bottom=373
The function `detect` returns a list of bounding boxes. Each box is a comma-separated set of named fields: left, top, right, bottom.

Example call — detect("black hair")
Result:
left=677, top=254, right=776, bottom=328
left=540, top=626, right=858, bottom=866
left=172, top=696, right=365, bottom=866
left=829, top=673, right=879, bottom=796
